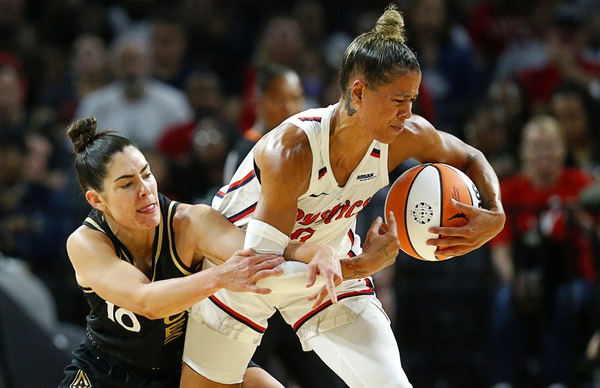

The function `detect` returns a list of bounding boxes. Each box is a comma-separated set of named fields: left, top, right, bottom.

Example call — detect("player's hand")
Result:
left=305, top=243, right=342, bottom=305
left=339, top=213, right=400, bottom=281
left=215, top=248, right=284, bottom=294
left=427, top=199, right=505, bottom=258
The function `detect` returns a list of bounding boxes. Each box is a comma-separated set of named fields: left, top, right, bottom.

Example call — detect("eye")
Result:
left=120, top=182, right=133, bottom=189
left=143, top=172, right=153, bottom=179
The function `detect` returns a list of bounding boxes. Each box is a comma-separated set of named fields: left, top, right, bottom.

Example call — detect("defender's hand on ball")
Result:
left=427, top=198, right=504, bottom=259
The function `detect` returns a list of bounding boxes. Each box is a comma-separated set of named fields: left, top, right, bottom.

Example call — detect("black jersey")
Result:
left=80, top=193, right=195, bottom=371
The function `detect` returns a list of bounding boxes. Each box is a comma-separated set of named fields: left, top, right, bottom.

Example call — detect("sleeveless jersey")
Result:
left=81, top=193, right=195, bottom=371
left=193, top=104, right=390, bottom=348
left=213, top=103, right=390, bottom=258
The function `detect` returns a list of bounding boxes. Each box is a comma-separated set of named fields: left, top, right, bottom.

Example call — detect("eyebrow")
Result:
left=114, top=163, right=149, bottom=182
left=392, top=92, right=418, bottom=98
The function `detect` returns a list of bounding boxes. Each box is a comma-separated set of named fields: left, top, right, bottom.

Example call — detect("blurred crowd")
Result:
left=0, top=0, right=599, bottom=387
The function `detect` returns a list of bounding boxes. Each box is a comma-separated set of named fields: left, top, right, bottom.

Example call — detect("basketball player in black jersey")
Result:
left=58, top=116, right=339, bottom=388
left=59, top=116, right=397, bottom=387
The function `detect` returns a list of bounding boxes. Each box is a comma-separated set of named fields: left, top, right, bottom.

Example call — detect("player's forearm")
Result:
left=129, top=271, right=222, bottom=319
left=284, top=242, right=333, bottom=264
left=464, top=150, right=504, bottom=213
left=340, top=250, right=398, bottom=279
left=340, top=255, right=373, bottom=279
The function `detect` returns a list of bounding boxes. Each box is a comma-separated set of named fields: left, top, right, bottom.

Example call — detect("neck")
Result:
left=330, top=102, right=372, bottom=153
left=328, top=103, right=373, bottom=186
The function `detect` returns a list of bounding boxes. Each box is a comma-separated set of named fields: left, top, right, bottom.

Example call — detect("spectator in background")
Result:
left=75, top=35, right=193, bottom=151
left=223, top=64, right=305, bottom=183
left=489, top=115, right=596, bottom=387
left=406, top=0, right=481, bottom=138
left=238, top=15, right=305, bottom=132
left=516, top=3, right=600, bottom=113
left=150, top=16, right=201, bottom=91
left=182, top=71, right=232, bottom=126
left=485, top=77, right=530, bottom=155
left=466, top=0, right=533, bottom=76
left=157, top=71, right=237, bottom=203
left=36, top=33, right=111, bottom=125
left=0, top=132, right=26, bottom=258
left=0, top=64, right=28, bottom=139
left=105, top=0, right=158, bottom=44
left=463, top=102, right=518, bottom=181
left=0, top=0, right=38, bottom=91
left=549, top=80, right=600, bottom=175
left=157, top=116, right=232, bottom=203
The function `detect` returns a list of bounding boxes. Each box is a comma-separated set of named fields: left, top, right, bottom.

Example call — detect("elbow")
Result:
left=131, top=296, right=167, bottom=320
left=139, top=309, right=164, bottom=320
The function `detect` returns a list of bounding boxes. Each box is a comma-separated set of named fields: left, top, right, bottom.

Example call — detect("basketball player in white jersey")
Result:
left=181, top=4, right=505, bottom=387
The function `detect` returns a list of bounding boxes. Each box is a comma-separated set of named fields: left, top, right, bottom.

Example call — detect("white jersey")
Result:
left=185, top=104, right=411, bottom=387
left=189, top=104, right=392, bottom=351
left=213, top=103, right=390, bottom=258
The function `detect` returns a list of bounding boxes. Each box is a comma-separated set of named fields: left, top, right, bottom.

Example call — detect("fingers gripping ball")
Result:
left=384, top=163, right=481, bottom=261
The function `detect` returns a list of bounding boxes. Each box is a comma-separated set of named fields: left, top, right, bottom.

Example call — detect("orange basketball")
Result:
left=384, top=163, right=481, bottom=261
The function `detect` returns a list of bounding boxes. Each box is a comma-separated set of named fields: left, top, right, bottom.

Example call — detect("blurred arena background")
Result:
left=0, top=0, right=599, bottom=387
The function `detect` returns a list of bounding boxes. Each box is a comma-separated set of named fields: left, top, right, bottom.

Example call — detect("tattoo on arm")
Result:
left=378, top=243, right=396, bottom=259
left=344, top=91, right=356, bottom=116
left=342, top=256, right=367, bottom=280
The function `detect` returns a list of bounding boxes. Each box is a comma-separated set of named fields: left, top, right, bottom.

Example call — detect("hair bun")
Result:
left=66, top=116, right=98, bottom=153
left=373, top=4, right=406, bottom=44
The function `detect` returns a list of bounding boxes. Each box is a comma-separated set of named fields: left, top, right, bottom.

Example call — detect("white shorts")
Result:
left=189, top=260, right=375, bottom=349
left=184, top=285, right=411, bottom=387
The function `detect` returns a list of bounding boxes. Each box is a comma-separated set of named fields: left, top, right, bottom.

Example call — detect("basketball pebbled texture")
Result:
left=384, top=163, right=481, bottom=261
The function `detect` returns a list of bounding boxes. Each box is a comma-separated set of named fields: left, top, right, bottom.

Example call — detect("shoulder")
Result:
left=255, top=123, right=312, bottom=170
left=388, top=114, right=440, bottom=164
left=66, top=224, right=114, bottom=267
left=399, top=114, right=437, bottom=140
left=67, top=224, right=107, bottom=248
left=172, top=203, right=215, bottom=232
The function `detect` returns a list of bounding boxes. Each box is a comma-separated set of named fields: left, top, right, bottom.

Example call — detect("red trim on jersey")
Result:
left=227, top=203, right=257, bottom=223
left=208, top=296, right=266, bottom=333
left=370, top=148, right=381, bottom=158
left=347, top=230, right=355, bottom=246
left=216, top=170, right=255, bottom=198
left=292, top=283, right=375, bottom=332
left=318, top=167, right=327, bottom=179
left=298, top=116, right=322, bottom=122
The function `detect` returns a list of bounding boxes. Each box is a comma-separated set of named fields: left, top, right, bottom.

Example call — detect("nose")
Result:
left=139, top=181, right=151, bottom=197
left=397, top=102, right=413, bottom=119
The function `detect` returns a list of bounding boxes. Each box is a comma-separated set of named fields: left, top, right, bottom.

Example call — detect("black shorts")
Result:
left=59, top=343, right=263, bottom=387
left=59, top=343, right=181, bottom=388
